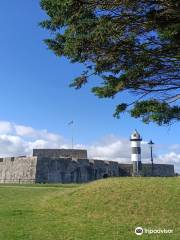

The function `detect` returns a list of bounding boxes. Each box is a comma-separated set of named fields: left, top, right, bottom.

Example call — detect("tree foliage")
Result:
left=40, top=0, right=180, bottom=125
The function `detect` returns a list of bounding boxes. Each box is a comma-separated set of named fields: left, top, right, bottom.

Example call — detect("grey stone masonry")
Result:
left=0, top=149, right=175, bottom=184
left=35, top=157, right=121, bottom=183
left=0, top=156, right=37, bottom=183
left=141, top=164, right=174, bottom=177
left=33, top=149, right=87, bottom=159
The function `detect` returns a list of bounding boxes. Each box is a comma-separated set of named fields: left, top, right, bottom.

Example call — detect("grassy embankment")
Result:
left=0, top=177, right=179, bottom=240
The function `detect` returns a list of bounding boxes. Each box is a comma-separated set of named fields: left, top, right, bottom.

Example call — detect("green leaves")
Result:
left=69, top=75, right=88, bottom=89
left=40, top=0, right=180, bottom=125
left=131, top=100, right=180, bottom=125
left=113, top=104, right=128, bottom=118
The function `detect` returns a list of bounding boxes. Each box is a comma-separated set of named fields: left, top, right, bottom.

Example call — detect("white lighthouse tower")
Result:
left=130, top=130, right=142, bottom=176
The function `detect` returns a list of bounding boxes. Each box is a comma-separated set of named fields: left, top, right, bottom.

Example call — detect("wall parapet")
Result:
left=0, top=153, right=175, bottom=183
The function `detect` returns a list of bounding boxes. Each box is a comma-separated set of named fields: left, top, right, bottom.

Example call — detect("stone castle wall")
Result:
left=141, top=164, right=174, bottom=177
left=35, top=158, right=120, bottom=183
left=117, top=163, right=175, bottom=177
left=0, top=156, right=37, bottom=183
left=0, top=151, right=175, bottom=184
left=33, top=149, right=87, bottom=159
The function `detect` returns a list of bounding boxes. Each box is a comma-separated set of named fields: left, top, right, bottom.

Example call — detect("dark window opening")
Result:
left=103, top=173, right=109, bottom=178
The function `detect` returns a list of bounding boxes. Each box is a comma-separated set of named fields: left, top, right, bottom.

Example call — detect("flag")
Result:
left=68, top=120, right=74, bottom=125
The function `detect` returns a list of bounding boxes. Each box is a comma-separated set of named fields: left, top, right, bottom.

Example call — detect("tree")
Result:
left=40, top=0, right=180, bottom=125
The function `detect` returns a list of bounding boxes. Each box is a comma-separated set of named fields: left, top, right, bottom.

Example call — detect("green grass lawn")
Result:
left=0, top=178, right=179, bottom=240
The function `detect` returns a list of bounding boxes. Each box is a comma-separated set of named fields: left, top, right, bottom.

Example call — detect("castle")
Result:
left=0, top=130, right=175, bottom=183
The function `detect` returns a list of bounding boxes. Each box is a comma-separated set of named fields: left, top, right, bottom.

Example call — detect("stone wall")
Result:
left=33, top=149, right=87, bottom=159
left=35, top=158, right=121, bottom=183
left=0, top=157, right=37, bottom=183
left=118, top=164, right=132, bottom=176
left=0, top=155, right=175, bottom=184
left=141, top=164, right=174, bottom=177
left=117, top=163, right=174, bottom=177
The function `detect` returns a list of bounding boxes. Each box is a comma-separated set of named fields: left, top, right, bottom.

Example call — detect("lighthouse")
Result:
left=130, top=130, right=142, bottom=176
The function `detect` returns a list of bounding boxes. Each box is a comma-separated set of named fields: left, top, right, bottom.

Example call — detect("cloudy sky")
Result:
left=0, top=121, right=179, bottom=173
left=0, top=1, right=179, bottom=173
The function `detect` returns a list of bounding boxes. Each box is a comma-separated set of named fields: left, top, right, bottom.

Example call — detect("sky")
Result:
left=0, top=1, right=179, bottom=172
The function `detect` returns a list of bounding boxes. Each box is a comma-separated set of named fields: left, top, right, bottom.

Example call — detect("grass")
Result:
left=0, top=177, right=179, bottom=240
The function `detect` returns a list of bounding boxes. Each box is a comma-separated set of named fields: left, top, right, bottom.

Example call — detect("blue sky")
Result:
left=0, top=1, right=179, bottom=170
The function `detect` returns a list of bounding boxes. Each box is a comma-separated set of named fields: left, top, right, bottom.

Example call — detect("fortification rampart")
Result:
left=35, top=157, right=120, bottom=183
left=0, top=156, right=37, bottom=183
left=141, top=164, right=174, bottom=177
left=0, top=153, right=175, bottom=184
left=33, top=149, right=87, bottom=159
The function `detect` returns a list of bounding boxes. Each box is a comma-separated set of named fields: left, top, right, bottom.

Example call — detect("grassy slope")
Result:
left=0, top=178, right=179, bottom=240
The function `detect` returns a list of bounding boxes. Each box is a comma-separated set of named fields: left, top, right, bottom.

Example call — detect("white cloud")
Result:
left=15, top=124, right=62, bottom=142
left=87, top=136, right=131, bottom=163
left=0, top=121, right=12, bottom=134
left=84, top=135, right=180, bottom=173
left=156, top=152, right=180, bottom=173
left=15, top=125, right=36, bottom=137
left=0, top=121, right=65, bottom=157
left=0, top=134, right=28, bottom=157
left=0, top=121, right=179, bottom=173
left=86, top=135, right=150, bottom=163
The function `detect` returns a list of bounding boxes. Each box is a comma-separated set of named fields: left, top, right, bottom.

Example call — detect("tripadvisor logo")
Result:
left=135, top=227, right=143, bottom=235
left=135, top=226, right=173, bottom=235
